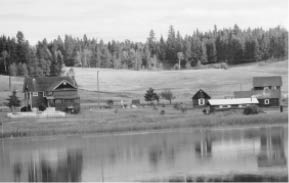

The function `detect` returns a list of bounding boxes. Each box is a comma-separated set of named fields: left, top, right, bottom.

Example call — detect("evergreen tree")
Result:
left=6, top=90, right=21, bottom=112
left=144, top=88, right=159, bottom=104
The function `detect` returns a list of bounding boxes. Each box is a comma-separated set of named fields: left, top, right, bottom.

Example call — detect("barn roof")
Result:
left=23, top=77, right=77, bottom=92
left=208, top=98, right=258, bottom=106
left=234, top=90, right=281, bottom=99
left=192, top=89, right=211, bottom=99
left=253, top=76, right=282, bottom=87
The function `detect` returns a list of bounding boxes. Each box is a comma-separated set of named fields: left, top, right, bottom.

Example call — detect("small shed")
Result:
left=192, top=89, right=211, bottom=107
left=208, top=97, right=258, bottom=112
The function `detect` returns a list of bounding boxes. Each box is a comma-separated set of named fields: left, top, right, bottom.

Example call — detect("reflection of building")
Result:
left=257, top=130, right=287, bottom=168
left=195, top=132, right=212, bottom=158
left=27, top=149, right=83, bottom=182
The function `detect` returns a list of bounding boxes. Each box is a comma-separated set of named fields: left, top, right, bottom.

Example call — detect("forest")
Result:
left=0, top=24, right=288, bottom=77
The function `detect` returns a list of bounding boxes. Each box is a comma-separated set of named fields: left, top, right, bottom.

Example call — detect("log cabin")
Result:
left=192, top=89, right=211, bottom=107
left=234, top=76, right=282, bottom=107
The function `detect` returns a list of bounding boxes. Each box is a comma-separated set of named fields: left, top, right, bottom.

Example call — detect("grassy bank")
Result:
left=0, top=106, right=287, bottom=139
left=147, top=172, right=288, bottom=182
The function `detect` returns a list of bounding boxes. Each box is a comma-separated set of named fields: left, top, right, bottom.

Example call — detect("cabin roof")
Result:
left=234, top=90, right=281, bottom=99
left=23, top=76, right=77, bottom=92
left=253, top=76, right=282, bottom=87
left=208, top=98, right=259, bottom=105
left=192, top=89, right=211, bottom=99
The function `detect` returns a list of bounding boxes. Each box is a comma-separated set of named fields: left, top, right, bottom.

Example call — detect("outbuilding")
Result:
left=234, top=89, right=281, bottom=107
left=192, top=89, right=211, bottom=107
left=208, top=97, right=258, bottom=112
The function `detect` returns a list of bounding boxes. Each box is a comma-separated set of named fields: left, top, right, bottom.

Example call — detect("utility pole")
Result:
left=7, top=52, right=11, bottom=90
left=97, top=71, right=100, bottom=108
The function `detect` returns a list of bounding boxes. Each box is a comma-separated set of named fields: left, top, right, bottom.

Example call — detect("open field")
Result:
left=0, top=106, right=287, bottom=139
left=74, top=60, right=288, bottom=103
left=0, top=61, right=287, bottom=139
left=0, top=60, right=287, bottom=105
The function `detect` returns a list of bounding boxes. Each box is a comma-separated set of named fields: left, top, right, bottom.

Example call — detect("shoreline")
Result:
left=0, top=108, right=288, bottom=140
left=1, top=122, right=287, bottom=142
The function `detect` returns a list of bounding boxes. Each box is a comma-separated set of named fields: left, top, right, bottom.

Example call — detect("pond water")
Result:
left=0, top=125, right=287, bottom=181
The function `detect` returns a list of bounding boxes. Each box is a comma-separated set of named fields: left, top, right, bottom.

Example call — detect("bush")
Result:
left=106, top=99, right=114, bottom=108
left=160, top=110, right=165, bottom=115
left=243, top=105, right=259, bottom=115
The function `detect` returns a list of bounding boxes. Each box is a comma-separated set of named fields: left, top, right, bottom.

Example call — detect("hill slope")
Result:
left=74, top=61, right=288, bottom=102
left=0, top=61, right=287, bottom=104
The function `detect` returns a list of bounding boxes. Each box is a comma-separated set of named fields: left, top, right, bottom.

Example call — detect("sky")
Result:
left=0, top=0, right=288, bottom=45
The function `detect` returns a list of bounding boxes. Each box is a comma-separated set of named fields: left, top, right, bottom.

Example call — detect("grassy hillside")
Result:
left=0, top=60, right=287, bottom=105
left=74, top=60, right=288, bottom=103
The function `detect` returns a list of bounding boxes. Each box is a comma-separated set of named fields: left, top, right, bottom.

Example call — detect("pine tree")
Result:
left=144, top=88, right=159, bottom=104
left=6, top=90, right=21, bottom=112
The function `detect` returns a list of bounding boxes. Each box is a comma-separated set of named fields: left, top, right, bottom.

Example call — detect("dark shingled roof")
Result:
left=234, top=90, right=281, bottom=99
left=253, top=76, right=282, bottom=87
left=192, top=89, right=211, bottom=100
left=23, top=76, right=77, bottom=92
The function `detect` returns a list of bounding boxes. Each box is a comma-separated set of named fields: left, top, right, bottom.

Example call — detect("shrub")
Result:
left=106, top=99, right=114, bottom=108
left=160, top=110, right=165, bottom=115
left=243, top=105, right=259, bottom=115
left=173, top=103, right=180, bottom=110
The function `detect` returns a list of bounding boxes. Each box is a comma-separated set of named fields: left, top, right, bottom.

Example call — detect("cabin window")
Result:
left=264, top=99, right=270, bottom=105
left=43, top=92, right=46, bottom=97
left=238, top=104, right=244, bottom=108
left=198, top=98, right=205, bottom=105
left=32, top=92, right=38, bottom=97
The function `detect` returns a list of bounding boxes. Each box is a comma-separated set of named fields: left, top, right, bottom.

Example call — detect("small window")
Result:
left=198, top=98, right=205, bottom=105
left=43, top=92, right=46, bottom=97
left=219, top=105, right=223, bottom=109
left=32, top=92, right=38, bottom=97
left=264, top=99, right=270, bottom=105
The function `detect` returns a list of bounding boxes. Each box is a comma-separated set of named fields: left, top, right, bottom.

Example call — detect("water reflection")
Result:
left=26, top=149, right=82, bottom=182
left=13, top=162, right=22, bottom=182
left=257, top=128, right=287, bottom=168
left=194, top=131, right=213, bottom=159
left=1, top=126, right=287, bottom=181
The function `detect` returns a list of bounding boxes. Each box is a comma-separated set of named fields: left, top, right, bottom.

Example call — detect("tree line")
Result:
left=0, top=24, right=288, bottom=77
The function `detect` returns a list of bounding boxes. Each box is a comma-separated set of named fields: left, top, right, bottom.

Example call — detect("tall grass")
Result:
left=0, top=107, right=287, bottom=139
